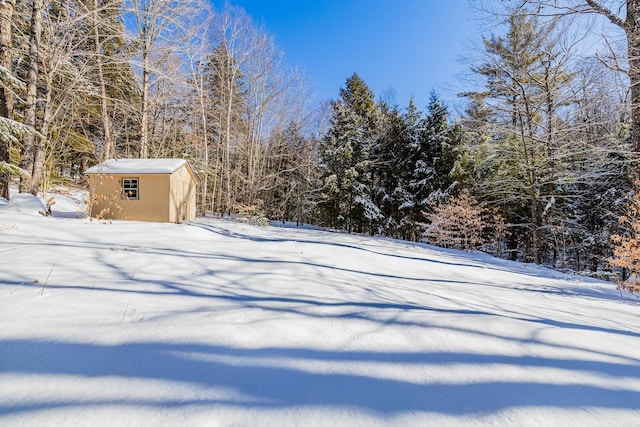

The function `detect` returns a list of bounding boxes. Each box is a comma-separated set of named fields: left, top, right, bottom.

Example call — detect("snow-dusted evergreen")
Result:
left=0, top=66, right=38, bottom=198
left=318, top=73, right=381, bottom=233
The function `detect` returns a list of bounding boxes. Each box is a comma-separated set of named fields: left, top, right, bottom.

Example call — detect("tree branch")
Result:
left=584, top=0, right=625, bottom=28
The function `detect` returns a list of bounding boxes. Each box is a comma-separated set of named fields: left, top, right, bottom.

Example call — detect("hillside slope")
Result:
left=1, top=193, right=639, bottom=426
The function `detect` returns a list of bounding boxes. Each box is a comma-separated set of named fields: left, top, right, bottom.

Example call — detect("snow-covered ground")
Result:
left=1, top=190, right=639, bottom=426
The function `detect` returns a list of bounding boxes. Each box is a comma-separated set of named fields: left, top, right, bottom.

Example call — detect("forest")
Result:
left=0, top=0, right=639, bottom=289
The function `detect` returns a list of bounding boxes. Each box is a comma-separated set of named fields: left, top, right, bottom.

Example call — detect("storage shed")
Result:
left=85, top=158, right=197, bottom=223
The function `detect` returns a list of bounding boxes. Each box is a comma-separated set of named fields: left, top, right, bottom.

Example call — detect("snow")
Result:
left=84, top=158, right=187, bottom=175
left=1, top=191, right=639, bottom=426
left=3, top=193, right=48, bottom=216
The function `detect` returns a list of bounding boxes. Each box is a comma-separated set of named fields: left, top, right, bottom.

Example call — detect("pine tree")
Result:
left=54, top=0, right=138, bottom=174
left=515, top=1, right=640, bottom=178
left=394, top=97, right=425, bottom=240
left=339, top=72, right=378, bottom=131
left=370, top=102, right=409, bottom=238
left=466, top=11, right=576, bottom=264
left=423, top=92, right=465, bottom=199
left=317, top=73, right=381, bottom=233
left=318, top=100, right=362, bottom=230
left=402, top=92, right=464, bottom=241
left=84, top=0, right=135, bottom=162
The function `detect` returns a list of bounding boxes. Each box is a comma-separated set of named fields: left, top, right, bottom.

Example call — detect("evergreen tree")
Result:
left=515, top=1, right=640, bottom=178
left=339, top=72, right=378, bottom=131
left=370, top=102, right=408, bottom=238
left=318, top=100, right=363, bottom=230
left=402, top=93, right=464, bottom=241
left=466, top=11, right=574, bottom=264
left=369, top=93, right=465, bottom=241
left=317, top=73, right=381, bottom=233
left=424, top=93, right=465, bottom=195
left=394, top=97, right=425, bottom=240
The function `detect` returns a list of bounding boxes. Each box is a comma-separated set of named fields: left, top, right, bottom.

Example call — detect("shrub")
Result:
left=423, top=190, right=486, bottom=251
left=610, top=183, right=640, bottom=295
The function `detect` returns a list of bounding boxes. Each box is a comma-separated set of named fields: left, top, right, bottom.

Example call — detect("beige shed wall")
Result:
left=89, top=173, right=172, bottom=222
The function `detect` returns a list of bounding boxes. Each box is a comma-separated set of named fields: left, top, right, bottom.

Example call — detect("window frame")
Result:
left=122, top=177, right=139, bottom=200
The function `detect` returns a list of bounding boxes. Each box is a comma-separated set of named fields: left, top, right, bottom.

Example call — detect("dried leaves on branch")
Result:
left=423, top=190, right=488, bottom=251
left=610, top=183, right=640, bottom=294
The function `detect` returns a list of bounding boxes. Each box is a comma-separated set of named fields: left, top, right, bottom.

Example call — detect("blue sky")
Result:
left=230, top=1, right=480, bottom=110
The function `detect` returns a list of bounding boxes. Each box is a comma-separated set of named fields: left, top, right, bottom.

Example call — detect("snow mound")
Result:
left=1, top=193, right=48, bottom=216
left=0, top=187, right=88, bottom=218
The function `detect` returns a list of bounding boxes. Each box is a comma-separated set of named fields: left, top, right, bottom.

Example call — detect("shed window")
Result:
left=122, top=178, right=139, bottom=199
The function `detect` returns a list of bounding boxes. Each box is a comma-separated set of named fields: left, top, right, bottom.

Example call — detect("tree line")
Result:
left=0, top=1, right=321, bottom=220
left=0, top=1, right=639, bottom=285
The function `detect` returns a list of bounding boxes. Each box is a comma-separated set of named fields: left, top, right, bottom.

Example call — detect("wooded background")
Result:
left=1, top=0, right=639, bottom=284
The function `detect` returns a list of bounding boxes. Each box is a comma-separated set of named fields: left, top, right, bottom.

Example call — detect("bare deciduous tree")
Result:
left=507, top=0, right=640, bottom=176
left=124, top=0, right=204, bottom=158
left=19, top=0, right=45, bottom=195
left=0, top=0, right=15, bottom=199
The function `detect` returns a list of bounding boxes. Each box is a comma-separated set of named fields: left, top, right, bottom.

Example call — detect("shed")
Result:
left=85, top=158, right=197, bottom=223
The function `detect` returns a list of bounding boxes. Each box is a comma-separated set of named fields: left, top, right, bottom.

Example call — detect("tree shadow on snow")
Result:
left=1, top=338, right=639, bottom=418
left=188, top=221, right=618, bottom=301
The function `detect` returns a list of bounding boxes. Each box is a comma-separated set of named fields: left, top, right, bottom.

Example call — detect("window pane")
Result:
left=122, top=179, right=139, bottom=199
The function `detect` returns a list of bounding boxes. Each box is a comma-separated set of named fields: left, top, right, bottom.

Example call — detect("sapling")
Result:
left=39, top=262, right=56, bottom=295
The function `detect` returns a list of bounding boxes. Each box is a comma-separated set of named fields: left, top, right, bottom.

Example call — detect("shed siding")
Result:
left=89, top=174, right=172, bottom=222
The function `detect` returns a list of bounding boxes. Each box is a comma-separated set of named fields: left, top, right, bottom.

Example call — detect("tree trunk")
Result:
left=199, top=110, right=209, bottom=214
left=0, top=0, right=14, bottom=199
left=140, top=45, right=149, bottom=158
left=223, top=51, right=234, bottom=214
left=30, top=71, right=55, bottom=195
left=627, top=0, right=640, bottom=177
left=93, top=0, right=113, bottom=161
left=579, top=0, right=640, bottom=174
left=19, top=0, right=44, bottom=195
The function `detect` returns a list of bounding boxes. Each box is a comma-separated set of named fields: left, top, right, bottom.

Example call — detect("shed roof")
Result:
left=85, top=158, right=188, bottom=175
